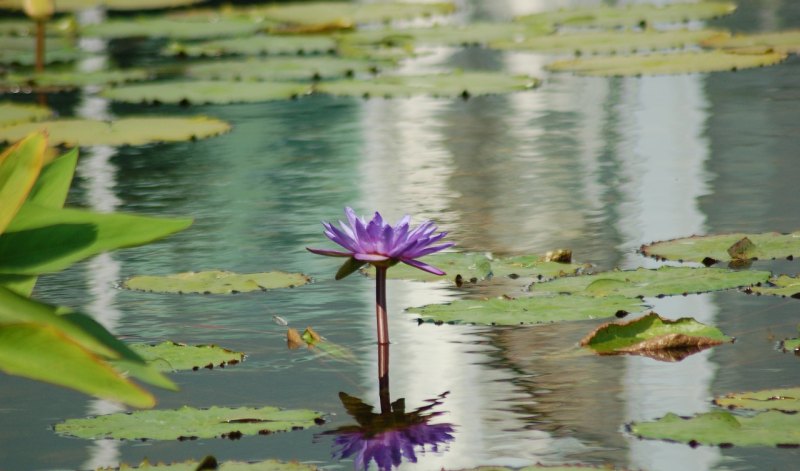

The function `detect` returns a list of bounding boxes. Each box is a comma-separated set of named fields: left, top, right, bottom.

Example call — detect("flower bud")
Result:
left=23, top=0, right=54, bottom=21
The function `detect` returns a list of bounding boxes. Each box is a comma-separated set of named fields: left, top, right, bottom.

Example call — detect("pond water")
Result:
left=4, top=0, right=800, bottom=470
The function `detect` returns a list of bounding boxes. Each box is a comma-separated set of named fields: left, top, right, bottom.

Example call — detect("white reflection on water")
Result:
left=613, top=73, right=719, bottom=471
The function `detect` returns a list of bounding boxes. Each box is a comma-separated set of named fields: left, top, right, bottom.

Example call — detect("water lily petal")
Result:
left=400, top=257, right=446, bottom=275
left=306, top=247, right=353, bottom=257
left=354, top=253, right=390, bottom=262
left=405, top=242, right=455, bottom=259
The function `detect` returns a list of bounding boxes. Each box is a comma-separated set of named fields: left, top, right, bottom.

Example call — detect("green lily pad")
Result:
left=121, top=270, right=311, bottom=294
left=714, top=388, right=800, bottom=412
left=80, top=16, right=262, bottom=40
left=781, top=338, right=800, bottom=352
left=99, top=458, right=319, bottom=470
left=55, top=405, right=323, bottom=440
left=185, top=56, right=391, bottom=82
left=489, top=255, right=588, bottom=280
left=641, top=232, right=800, bottom=263
left=164, top=35, right=337, bottom=58
left=255, top=2, right=455, bottom=27
left=580, top=312, right=731, bottom=361
left=365, top=252, right=491, bottom=283
left=530, top=266, right=770, bottom=298
left=747, top=275, right=800, bottom=298
left=628, top=410, right=800, bottom=447
left=103, top=80, right=312, bottom=104
left=338, top=22, right=547, bottom=50
left=0, top=116, right=231, bottom=146
left=456, top=466, right=630, bottom=471
left=1, top=69, right=150, bottom=90
left=0, top=102, right=51, bottom=127
left=702, top=30, right=800, bottom=54
left=130, top=341, right=244, bottom=372
left=546, top=50, right=787, bottom=77
left=492, top=29, right=729, bottom=55
left=316, top=72, right=540, bottom=98
left=517, top=2, right=737, bottom=29
left=408, top=294, right=643, bottom=326
left=0, top=0, right=207, bottom=12
left=0, top=36, right=83, bottom=66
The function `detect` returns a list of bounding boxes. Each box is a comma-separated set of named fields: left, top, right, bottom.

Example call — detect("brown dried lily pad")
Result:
left=580, top=312, right=731, bottom=362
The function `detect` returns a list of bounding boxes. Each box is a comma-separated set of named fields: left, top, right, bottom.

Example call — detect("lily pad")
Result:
left=0, top=116, right=231, bottom=146
left=580, top=312, right=731, bottom=361
left=130, top=341, right=244, bottom=372
left=1, top=69, right=150, bottom=90
left=747, top=275, right=800, bottom=298
left=338, top=22, right=546, bottom=49
left=55, top=405, right=323, bottom=440
left=102, top=80, right=312, bottom=104
left=702, top=30, right=800, bottom=54
left=628, top=410, right=800, bottom=447
left=164, top=35, right=337, bottom=58
left=781, top=338, right=800, bottom=352
left=489, top=255, right=588, bottom=280
left=529, top=266, right=770, bottom=298
left=517, top=2, right=737, bottom=29
left=407, top=294, right=643, bottom=326
left=641, top=232, right=800, bottom=263
left=492, top=29, right=729, bottom=55
left=364, top=252, right=491, bottom=283
left=546, top=50, right=788, bottom=76
left=254, top=2, right=455, bottom=27
left=0, top=102, right=51, bottom=127
left=80, top=16, right=263, bottom=40
left=121, top=270, right=311, bottom=294
left=99, top=458, right=319, bottom=470
left=316, top=72, right=540, bottom=98
left=185, top=56, right=391, bottom=82
left=0, top=36, right=83, bottom=66
left=714, top=388, right=800, bottom=412
left=0, top=0, right=208, bottom=12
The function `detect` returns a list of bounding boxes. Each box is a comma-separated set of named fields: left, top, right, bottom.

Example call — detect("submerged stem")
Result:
left=378, top=342, right=390, bottom=414
left=375, top=266, right=389, bottom=345
left=35, top=20, right=45, bottom=73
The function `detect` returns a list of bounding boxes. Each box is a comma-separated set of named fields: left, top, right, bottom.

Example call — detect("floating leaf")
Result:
left=408, top=294, right=643, bottom=326
left=580, top=312, right=731, bottom=361
left=547, top=50, right=787, bottom=76
left=80, top=16, right=262, bottom=40
left=0, top=36, right=83, bottom=65
left=338, top=22, right=545, bottom=49
left=98, top=457, right=319, bottom=470
left=316, top=72, right=540, bottom=98
left=2, top=69, right=150, bottom=91
left=0, top=203, right=193, bottom=275
left=364, top=252, right=491, bottom=283
left=492, top=29, right=729, bottom=54
left=55, top=405, right=323, bottom=440
left=517, top=2, right=737, bottom=29
left=714, top=387, right=800, bottom=412
left=628, top=410, right=800, bottom=447
left=0, top=116, right=231, bottom=146
left=255, top=2, right=455, bottom=27
left=0, top=0, right=208, bottom=12
left=746, top=275, right=800, bottom=299
left=130, top=342, right=244, bottom=372
left=456, top=465, right=631, bottom=471
left=121, top=270, right=310, bottom=294
left=489, top=254, right=588, bottom=281
left=530, top=266, right=769, bottom=298
left=185, top=56, right=392, bottom=82
left=641, top=232, right=800, bottom=263
left=103, top=81, right=312, bottom=105
left=0, top=102, right=51, bottom=127
left=164, top=35, right=337, bottom=58
left=702, top=30, right=800, bottom=55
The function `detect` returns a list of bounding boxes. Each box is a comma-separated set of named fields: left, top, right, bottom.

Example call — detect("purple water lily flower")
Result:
left=307, top=207, right=453, bottom=277
left=307, top=208, right=453, bottom=344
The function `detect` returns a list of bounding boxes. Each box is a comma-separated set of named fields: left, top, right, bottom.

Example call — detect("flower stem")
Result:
left=35, top=19, right=45, bottom=73
left=375, top=266, right=389, bottom=345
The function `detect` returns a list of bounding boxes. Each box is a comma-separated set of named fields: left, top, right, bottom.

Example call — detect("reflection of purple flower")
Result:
left=307, top=207, right=453, bottom=278
left=325, top=392, right=455, bottom=471
left=332, top=422, right=455, bottom=471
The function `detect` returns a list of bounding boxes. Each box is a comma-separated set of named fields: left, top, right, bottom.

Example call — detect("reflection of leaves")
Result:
left=580, top=313, right=731, bottom=362
left=629, top=410, right=800, bottom=447
left=55, top=405, right=324, bottom=440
